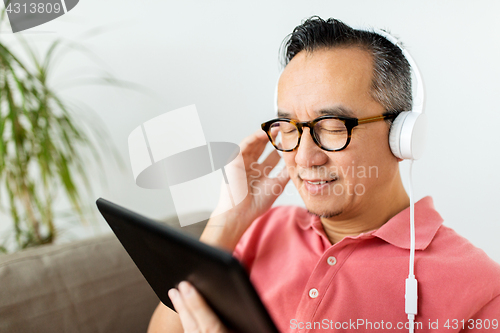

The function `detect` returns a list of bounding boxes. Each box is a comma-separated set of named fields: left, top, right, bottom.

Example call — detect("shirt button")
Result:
left=327, top=256, right=337, bottom=266
left=309, top=288, right=319, bottom=299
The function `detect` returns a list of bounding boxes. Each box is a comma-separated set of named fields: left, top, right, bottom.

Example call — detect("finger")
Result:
left=261, top=150, right=282, bottom=177
left=168, top=288, right=199, bottom=333
left=239, top=129, right=271, bottom=162
left=239, top=129, right=268, bottom=151
left=178, top=281, right=228, bottom=333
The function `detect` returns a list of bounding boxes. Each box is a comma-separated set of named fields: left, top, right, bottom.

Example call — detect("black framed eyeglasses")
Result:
left=261, top=113, right=396, bottom=152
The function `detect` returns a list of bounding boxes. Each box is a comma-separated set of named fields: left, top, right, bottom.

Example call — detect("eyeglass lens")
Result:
left=269, top=119, right=348, bottom=151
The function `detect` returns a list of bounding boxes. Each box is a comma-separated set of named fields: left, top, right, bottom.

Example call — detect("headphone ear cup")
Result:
left=389, top=112, right=410, bottom=159
left=389, top=111, right=427, bottom=160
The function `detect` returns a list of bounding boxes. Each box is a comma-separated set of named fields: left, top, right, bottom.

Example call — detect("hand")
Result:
left=169, top=281, right=229, bottom=333
left=200, top=129, right=290, bottom=251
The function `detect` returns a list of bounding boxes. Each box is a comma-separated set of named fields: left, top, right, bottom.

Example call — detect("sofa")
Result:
left=0, top=213, right=209, bottom=333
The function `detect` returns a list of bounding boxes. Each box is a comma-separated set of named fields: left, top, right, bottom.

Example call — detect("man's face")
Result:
left=277, top=47, right=400, bottom=219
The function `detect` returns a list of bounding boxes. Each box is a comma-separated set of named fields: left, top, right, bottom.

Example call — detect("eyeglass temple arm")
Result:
left=357, top=114, right=395, bottom=124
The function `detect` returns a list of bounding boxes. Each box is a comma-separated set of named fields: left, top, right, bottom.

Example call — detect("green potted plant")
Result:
left=0, top=11, right=122, bottom=252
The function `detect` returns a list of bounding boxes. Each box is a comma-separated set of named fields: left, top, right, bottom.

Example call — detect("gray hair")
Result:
left=280, top=16, right=412, bottom=121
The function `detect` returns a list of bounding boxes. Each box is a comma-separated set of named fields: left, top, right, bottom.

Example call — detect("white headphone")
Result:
left=372, top=29, right=424, bottom=333
left=373, top=28, right=428, bottom=161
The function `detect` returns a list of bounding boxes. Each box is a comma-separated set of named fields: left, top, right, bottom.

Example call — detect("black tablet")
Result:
left=96, top=198, right=279, bottom=333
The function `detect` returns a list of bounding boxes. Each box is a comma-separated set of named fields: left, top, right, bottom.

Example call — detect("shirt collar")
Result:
left=373, top=196, right=443, bottom=250
left=298, top=196, right=444, bottom=250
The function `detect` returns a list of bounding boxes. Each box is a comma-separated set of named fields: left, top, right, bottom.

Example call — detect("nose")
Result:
left=294, top=128, right=329, bottom=168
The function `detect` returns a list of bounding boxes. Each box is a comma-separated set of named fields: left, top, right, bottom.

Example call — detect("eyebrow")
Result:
left=277, top=106, right=355, bottom=119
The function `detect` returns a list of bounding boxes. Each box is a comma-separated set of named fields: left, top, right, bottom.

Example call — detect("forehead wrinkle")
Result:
left=277, top=106, right=355, bottom=119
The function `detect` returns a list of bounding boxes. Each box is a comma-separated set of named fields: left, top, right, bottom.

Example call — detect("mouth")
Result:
left=303, top=179, right=335, bottom=185
left=300, top=177, right=338, bottom=195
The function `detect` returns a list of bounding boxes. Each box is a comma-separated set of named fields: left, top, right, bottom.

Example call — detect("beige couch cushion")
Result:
left=0, top=215, right=208, bottom=333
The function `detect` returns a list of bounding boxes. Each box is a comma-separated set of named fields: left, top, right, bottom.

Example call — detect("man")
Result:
left=149, top=17, right=500, bottom=332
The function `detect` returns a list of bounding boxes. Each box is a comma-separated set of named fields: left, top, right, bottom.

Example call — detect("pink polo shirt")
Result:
left=233, top=197, right=500, bottom=332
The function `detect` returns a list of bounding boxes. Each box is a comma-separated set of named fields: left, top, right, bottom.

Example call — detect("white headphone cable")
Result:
left=406, top=159, right=418, bottom=332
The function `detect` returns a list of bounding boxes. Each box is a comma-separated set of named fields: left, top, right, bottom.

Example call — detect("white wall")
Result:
left=1, top=0, right=499, bottom=262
